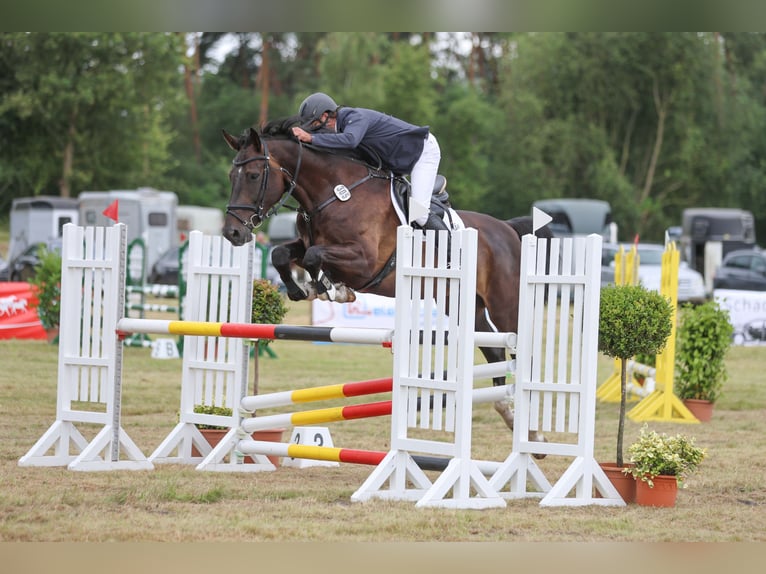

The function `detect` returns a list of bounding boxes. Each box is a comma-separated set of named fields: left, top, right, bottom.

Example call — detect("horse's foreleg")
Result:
left=271, top=242, right=315, bottom=301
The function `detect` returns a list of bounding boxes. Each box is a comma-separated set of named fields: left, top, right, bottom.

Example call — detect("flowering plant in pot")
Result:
left=626, top=424, right=706, bottom=487
left=597, top=284, right=673, bottom=501
left=674, top=300, right=733, bottom=421
left=625, top=424, right=706, bottom=507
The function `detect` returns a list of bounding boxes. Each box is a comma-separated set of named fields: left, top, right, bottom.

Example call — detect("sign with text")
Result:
left=713, top=289, right=766, bottom=346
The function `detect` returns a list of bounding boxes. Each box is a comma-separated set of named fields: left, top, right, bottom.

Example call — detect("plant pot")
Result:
left=598, top=462, right=636, bottom=503
left=635, top=474, right=678, bottom=507
left=683, top=398, right=714, bottom=422
left=45, top=326, right=59, bottom=344
left=193, top=428, right=285, bottom=466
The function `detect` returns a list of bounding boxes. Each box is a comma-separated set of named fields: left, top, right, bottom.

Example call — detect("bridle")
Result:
left=226, top=139, right=301, bottom=231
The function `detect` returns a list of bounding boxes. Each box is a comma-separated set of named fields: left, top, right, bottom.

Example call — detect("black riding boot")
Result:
left=414, top=212, right=449, bottom=233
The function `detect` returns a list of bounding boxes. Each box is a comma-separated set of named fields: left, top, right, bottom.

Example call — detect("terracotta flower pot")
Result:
left=635, top=474, right=678, bottom=507
left=193, top=428, right=285, bottom=466
left=683, top=398, right=714, bottom=422
left=598, top=462, right=636, bottom=503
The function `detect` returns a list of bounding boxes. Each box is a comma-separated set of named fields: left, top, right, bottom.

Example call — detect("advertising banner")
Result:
left=0, top=282, right=47, bottom=340
left=713, top=289, right=766, bottom=346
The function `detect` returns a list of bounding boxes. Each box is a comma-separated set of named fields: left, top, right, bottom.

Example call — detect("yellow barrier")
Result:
left=627, top=242, right=698, bottom=423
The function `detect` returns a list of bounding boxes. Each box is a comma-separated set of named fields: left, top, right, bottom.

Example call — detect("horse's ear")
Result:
left=222, top=129, right=240, bottom=151
left=248, top=127, right=262, bottom=151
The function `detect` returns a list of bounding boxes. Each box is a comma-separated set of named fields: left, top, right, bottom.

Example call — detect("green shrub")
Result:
left=28, top=246, right=62, bottom=331
left=674, top=301, right=733, bottom=402
left=251, top=279, right=287, bottom=346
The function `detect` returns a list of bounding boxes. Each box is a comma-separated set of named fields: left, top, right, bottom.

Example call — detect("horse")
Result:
left=221, top=120, right=549, bottom=450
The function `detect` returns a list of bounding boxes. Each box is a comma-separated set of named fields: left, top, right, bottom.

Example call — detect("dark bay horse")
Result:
left=222, top=122, right=547, bottom=448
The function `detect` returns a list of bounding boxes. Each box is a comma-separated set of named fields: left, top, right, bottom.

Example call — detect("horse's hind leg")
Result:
left=302, top=246, right=356, bottom=303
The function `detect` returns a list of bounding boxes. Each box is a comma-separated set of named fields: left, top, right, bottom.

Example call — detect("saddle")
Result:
left=392, top=174, right=452, bottom=223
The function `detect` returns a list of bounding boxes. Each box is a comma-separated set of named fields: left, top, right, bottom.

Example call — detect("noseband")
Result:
left=226, top=139, right=300, bottom=230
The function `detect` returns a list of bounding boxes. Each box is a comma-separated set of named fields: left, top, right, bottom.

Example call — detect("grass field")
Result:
left=1, top=297, right=765, bottom=543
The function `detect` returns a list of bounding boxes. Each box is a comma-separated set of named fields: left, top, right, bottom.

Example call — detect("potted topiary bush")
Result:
left=626, top=424, right=706, bottom=507
left=28, top=245, right=62, bottom=344
left=250, top=278, right=288, bottom=396
left=674, top=300, right=733, bottom=422
left=598, top=284, right=674, bottom=501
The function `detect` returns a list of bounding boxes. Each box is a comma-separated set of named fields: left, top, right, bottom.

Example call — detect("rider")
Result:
left=290, top=92, right=448, bottom=232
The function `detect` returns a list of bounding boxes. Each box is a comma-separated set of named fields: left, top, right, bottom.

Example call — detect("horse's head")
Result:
left=222, top=127, right=294, bottom=246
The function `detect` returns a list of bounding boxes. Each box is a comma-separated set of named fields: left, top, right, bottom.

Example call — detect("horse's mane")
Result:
left=261, top=115, right=302, bottom=137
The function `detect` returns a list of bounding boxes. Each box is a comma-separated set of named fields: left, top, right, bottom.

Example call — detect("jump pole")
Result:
left=240, top=384, right=514, bottom=433
left=235, top=439, right=501, bottom=476
left=116, top=318, right=516, bottom=349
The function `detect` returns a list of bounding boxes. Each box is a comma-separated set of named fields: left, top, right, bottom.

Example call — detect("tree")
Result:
left=0, top=32, right=185, bottom=205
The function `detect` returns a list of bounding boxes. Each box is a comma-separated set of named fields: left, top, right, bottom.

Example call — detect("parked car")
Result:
left=712, top=248, right=766, bottom=291
left=148, top=245, right=181, bottom=285
left=3, top=239, right=62, bottom=282
left=602, top=242, right=707, bottom=304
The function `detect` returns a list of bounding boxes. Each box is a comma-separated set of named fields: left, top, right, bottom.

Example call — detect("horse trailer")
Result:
left=78, top=188, right=178, bottom=275
left=7, top=196, right=79, bottom=263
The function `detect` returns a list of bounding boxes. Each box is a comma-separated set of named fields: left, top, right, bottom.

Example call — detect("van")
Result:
left=680, top=207, right=756, bottom=293
left=532, top=198, right=617, bottom=242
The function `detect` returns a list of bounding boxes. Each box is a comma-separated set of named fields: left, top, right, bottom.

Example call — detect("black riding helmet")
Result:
left=298, top=92, right=338, bottom=130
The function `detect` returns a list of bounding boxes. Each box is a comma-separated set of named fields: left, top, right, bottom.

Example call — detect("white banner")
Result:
left=713, top=289, right=766, bottom=346
left=312, top=293, right=397, bottom=329
left=311, top=292, right=440, bottom=330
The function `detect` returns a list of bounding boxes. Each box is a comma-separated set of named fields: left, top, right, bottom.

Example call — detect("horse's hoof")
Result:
left=286, top=287, right=308, bottom=301
left=530, top=433, right=548, bottom=459
left=333, top=285, right=356, bottom=303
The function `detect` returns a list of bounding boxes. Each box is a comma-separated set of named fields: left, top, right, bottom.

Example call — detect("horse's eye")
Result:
left=248, top=172, right=260, bottom=182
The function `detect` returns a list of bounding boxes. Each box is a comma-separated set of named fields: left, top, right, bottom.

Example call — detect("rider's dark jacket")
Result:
left=309, top=107, right=430, bottom=175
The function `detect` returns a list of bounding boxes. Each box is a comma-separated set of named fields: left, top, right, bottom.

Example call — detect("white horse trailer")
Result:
left=7, top=196, right=79, bottom=262
left=78, top=188, right=178, bottom=275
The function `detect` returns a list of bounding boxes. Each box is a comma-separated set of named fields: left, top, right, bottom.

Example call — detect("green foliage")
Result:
left=5, top=32, right=766, bottom=239
left=599, top=285, right=674, bottom=360
left=0, top=33, right=185, bottom=202
left=674, top=301, right=734, bottom=402
left=28, top=246, right=62, bottom=330
left=626, top=425, right=706, bottom=487
left=251, top=279, right=288, bottom=347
